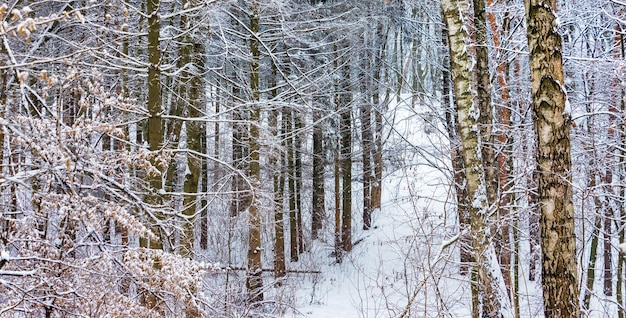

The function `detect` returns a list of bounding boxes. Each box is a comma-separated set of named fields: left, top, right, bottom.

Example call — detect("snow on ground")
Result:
left=287, top=97, right=548, bottom=317
left=288, top=98, right=471, bottom=317
left=293, top=168, right=462, bottom=318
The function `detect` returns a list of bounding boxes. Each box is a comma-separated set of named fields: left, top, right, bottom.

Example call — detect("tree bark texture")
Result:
left=524, top=0, right=580, bottom=316
left=287, top=108, right=298, bottom=262
left=340, top=61, right=353, bottom=253
left=312, top=111, right=325, bottom=239
left=361, top=89, right=373, bottom=230
left=487, top=0, right=513, bottom=295
left=295, top=115, right=304, bottom=254
left=270, top=62, right=286, bottom=280
left=142, top=0, right=163, bottom=252
left=441, top=25, right=471, bottom=275
left=371, top=24, right=384, bottom=212
left=246, top=0, right=263, bottom=302
left=441, top=0, right=513, bottom=316
left=272, top=109, right=286, bottom=280
left=473, top=0, right=498, bottom=210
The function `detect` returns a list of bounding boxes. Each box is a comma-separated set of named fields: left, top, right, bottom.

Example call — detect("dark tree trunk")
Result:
left=340, top=62, right=352, bottom=253
left=246, top=1, right=263, bottom=302
left=312, top=109, right=325, bottom=239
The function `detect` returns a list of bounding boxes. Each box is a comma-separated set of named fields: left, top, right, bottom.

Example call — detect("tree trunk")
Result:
left=441, top=23, right=471, bottom=276
left=441, top=0, right=513, bottom=315
left=371, top=24, right=385, bottom=212
left=334, top=147, right=342, bottom=263
left=340, top=62, right=352, bottom=253
left=474, top=0, right=497, bottom=212
left=231, top=83, right=248, bottom=218
left=524, top=0, right=580, bottom=315
left=269, top=61, right=286, bottom=281
left=312, top=108, right=325, bottom=239
left=180, top=0, right=205, bottom=258
left=143, top=0, right=163, bottom=251
left=488, top=0, right=513, bottom=296
left=616, top=25, right=626, bottom=318
left=361, top=86, right=373, bottom=230
left=272, top=110, right=286, bottom=280
left=371, top=91, right=384, bottom=212
left=582, top=166, right=601, bottom=311
left=286, top=108, right=298, bottom=262
left=246, top=0, right=263, bottom=302
left=295, top=115, right=304, bottom=254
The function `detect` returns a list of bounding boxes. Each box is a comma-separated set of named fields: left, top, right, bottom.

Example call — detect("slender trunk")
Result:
left=617, top=25, right=626, bottom=318
left=269, top=61, right=286, bottom=280
left=488, top=0, right=513, bottom=295
left=361, top=91, right=373, bottom=230
left=395, top=25, right=403, bottom=103
left=271, top=109, right=286, bottom=280
left=246, top=1, right=263, bottom=302
left=147, top=0, right=162, bottom=158
left=512, top=190, right=520, bottom=318
left=295, top=115, right=304, bottom=254
left=603, top=174, right=614, bottom=297
left=334, top=148, right=342, bottom=263
left=583, top=169, right=601, bottom=310
left=442, top=0, right=512, bottom=315
left=333, top=42, right=343, bottom=262
left=371, top=95, right=383, bottom=212
left=473, top=0, right=497, bottom=217
left=371, top=24, right=385, bottom=212
left=340, top=66, right=352, bottom=253
left=141, top=0, right=163, bottom=311
left=274, top=166, right=286, bottom=279
left=312, top=110, right=325, bottom=239
left=180, top=2, right=205, bottom=258
left=143, top=0, right=163, bottom=251
left=231, top=81, right=247, bottom=218
left=287, top=108, right=298, bottom=262
left=604, top=39, right=622, bottom=295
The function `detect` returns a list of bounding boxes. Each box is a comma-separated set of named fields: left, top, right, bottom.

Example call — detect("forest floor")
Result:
left=286, top=98, right=546, bottom=317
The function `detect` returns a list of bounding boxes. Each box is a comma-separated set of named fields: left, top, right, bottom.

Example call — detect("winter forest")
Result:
left=0, top=0, right=625, bottom=316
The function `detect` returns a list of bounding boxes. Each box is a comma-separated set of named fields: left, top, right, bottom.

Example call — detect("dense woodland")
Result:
left=0, top=0, right=625, bottom=317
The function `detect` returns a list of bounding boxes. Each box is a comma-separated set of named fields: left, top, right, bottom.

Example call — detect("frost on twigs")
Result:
left=123, top=248, right=218, bottom=313
left=0, top=60, right=217, bottom=315
left=131, top=147, right=173, bottom=178
left=0, top=5, right=55, bottom=42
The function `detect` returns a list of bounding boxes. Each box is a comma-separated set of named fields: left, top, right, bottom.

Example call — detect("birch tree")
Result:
left=441, top=0, right=513, bottom=316
left=524, top=0, right=580, bottom=315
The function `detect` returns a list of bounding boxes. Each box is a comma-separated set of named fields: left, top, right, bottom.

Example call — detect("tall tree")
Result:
left=441, top=0, right=513, bottom=315
left=246, top=0, right=263, bottom=302
left=524, top=0, right=580, bottom=316
left=286, top=108, right=299, bottom=262
left=270, top=61, right=286, bottom=281
left=487, top=0, right=514, bottom=298
left=312, top=106, right=325, bottom=239
left=441, top=25, right=471, bottom=275
left=143, top=0, right=163, bottom=252
left=340, top=54, right=353, bottom=254
left=474, top=0, right=497, bottom=214
left=361, top=46, right=374, bottom=230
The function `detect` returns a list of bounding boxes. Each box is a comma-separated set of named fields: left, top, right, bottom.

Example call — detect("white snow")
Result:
left=286, top=95, right=549, bottom=317
left=0, top=248, right=9, bottom=262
